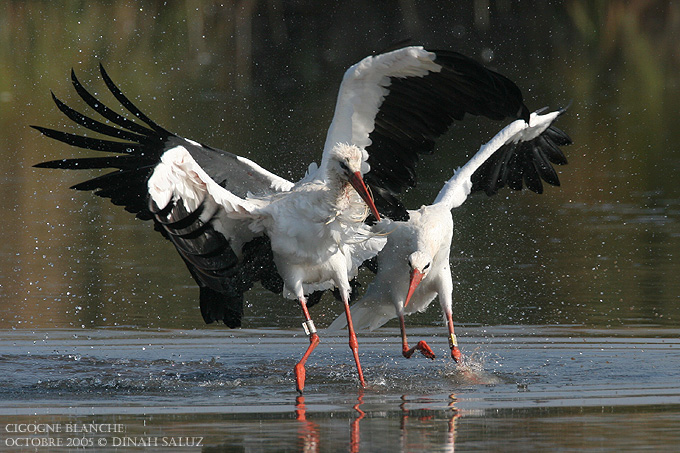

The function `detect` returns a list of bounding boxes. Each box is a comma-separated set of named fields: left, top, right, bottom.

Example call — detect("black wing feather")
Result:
left=98, top=63, right=171, bottom=136
left=31, top=126, right=142, bottom=155
left=33, top=65, right=282, bottom=328
left=471, top=123, right=572, bottom=196
left=365, top=50, right=531, bottom=220
left=50, top=91, right=151, bottom=143
left=70, top=68, right=156, bottom=137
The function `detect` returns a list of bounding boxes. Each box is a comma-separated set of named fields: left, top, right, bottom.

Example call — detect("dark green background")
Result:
left=1, top=0, right=678, bottom=330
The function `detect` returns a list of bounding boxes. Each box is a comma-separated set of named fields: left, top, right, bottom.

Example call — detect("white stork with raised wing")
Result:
left=33, top=46, right=531, bottom=392
left=329, top=109, right=572, bottom=361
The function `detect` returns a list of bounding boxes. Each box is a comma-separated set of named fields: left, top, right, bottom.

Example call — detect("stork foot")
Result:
left=295, top=333, right=320, bottom=394
left=403, top=340, right=435, bottom=359
left=294, top=363, right=307, bottom=394
left=451, top=346, right=462, bottom=363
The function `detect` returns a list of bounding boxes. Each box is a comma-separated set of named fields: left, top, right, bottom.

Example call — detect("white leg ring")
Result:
left=302, top=320, right=317, bottom=336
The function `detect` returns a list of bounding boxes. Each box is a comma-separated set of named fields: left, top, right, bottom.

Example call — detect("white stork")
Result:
left=329, top=109, right=572, bottom=361
left=33, top=46, right=531, bottom=392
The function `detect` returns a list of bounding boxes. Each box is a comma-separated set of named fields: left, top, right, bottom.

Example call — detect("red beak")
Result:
left=404, top=268, right=424, bottom=308
left=348, top=171, right=381, bottom=221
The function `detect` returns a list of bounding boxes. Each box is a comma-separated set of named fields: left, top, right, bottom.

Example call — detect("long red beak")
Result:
left=404, top=268, right=424, bottom=308
left=348, top=171, right=381, bottom=221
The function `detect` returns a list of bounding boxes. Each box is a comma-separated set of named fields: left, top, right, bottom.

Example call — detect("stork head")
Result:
left=329, top=143, right=380, bottom=221
left=404, top=250, right=432, bottom=307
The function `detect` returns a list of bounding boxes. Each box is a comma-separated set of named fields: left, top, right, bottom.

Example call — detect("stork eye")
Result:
left=423, top=262, right=431, bottom=271
left=339, top=161, right=349, bottom=172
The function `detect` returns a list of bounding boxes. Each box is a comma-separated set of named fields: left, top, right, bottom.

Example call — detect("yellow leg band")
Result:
left=448, top=334, right=458, bottom=348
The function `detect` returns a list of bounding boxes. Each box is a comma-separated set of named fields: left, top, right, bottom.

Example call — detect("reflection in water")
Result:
left=351, top=391, right=365, bottom=453
left=399, top=394, right=459, bottom=453
left=295, top=396, right=319, bottom=453
left=294, top=391, right=459, bottom=452
left=295, top=392, right=365, bottom=453
left=447, top=394, right=460, bottom=453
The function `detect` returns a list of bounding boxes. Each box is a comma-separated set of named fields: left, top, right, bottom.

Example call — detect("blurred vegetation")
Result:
left=0, top=0, right=678, bottom=330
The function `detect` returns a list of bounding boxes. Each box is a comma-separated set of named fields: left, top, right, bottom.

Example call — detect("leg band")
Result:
left=302, top=319, right=317, bottom=336
left=448, top=333, right=458, bottom=348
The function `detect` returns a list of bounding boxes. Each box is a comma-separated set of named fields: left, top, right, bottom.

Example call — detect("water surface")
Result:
left=1, top=326, right=679, bottom=451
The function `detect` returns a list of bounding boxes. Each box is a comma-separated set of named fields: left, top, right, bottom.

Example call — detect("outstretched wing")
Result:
left=434, top=108, right=572, bottom=211
left=33, top=65, right=292, bottom=210
left=315, top=46, right=530, bottom=219
left=33, top=65, right=288, bottom=327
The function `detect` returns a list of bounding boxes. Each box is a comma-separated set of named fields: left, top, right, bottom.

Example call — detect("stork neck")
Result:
left=327, top=179, right=353, bottom=208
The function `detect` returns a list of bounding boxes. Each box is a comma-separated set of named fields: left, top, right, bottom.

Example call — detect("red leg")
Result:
left=400, top=313, right=435, bottom=359
left=446, top=312, right=462, bottom=362
left=295, top=297, right=320, bottom=394
left=342, top=297, right=366, bottom=388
